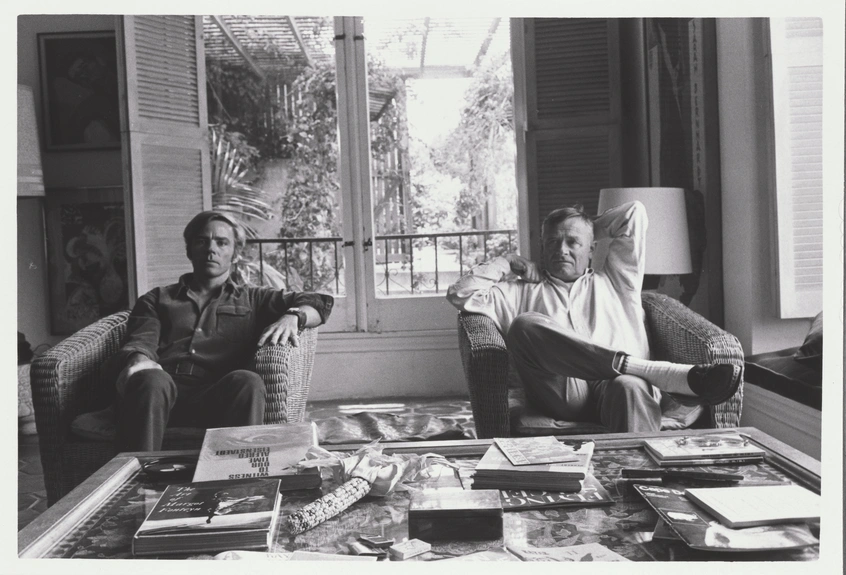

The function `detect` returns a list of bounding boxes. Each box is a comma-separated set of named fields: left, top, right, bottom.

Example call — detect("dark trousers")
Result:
left=116, top=368, right=266, bottom=452
left=506, top=312, right=662, bottom=433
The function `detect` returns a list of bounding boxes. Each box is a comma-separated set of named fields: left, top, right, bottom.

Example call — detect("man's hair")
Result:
left=541, top=204, right=594, bottom=239
left=182, top=211, right=247, bottom=258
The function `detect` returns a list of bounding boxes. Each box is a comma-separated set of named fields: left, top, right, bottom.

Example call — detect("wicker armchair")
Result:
left=30, top=310, right=319, bottom=505
left=458, top=292, right=745, bottom=438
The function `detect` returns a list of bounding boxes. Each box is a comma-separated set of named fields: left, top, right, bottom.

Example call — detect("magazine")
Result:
left=192, top=422, right=321, bottom=489
left=473, top=439, right=594, bottom=491
left=506, top=542, right=630, bottom=561
left=499, top=473, right=614, bottom=511
left=633, top=483, right=818, bottom=551
left=494, top=436, right=579, bottom=466
left=643, top=434, right=765, bottom=465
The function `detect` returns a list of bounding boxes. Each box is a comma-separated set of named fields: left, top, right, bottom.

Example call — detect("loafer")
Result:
left=687, top=363, right=742, bottom=406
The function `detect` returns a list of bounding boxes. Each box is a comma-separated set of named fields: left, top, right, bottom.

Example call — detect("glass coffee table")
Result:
left=18, top=427, right=821, bottom=561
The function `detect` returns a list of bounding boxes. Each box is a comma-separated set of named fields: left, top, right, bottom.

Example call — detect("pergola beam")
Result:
left=419, top=17, right=431, bottom=72
left=211, top=15, right=266, bottom=81
left=285, top=16, right=313, bottom=67
left=473, top=18, right=501, bottom=68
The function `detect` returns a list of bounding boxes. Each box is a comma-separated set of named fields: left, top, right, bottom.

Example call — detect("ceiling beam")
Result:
left=285, top=16, right=313, bottom=67
left=473, top=18, right=502, bottom=68
left=211, top=15, right=266, bottom=81
left=419, top=17, right=431, bottom=72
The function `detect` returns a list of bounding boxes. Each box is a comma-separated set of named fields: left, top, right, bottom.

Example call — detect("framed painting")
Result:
left=37, top=31, right=121, bottom=151
left=45, top=187, right=129, bottom=335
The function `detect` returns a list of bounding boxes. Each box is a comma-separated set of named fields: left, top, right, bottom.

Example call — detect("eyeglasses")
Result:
left=675, top=435, right=750, bottom=448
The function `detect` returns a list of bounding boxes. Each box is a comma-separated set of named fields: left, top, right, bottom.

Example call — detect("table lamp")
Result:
left=18, top=84, right=45, bottom=197
left=597, top=187, right=692, bottom=289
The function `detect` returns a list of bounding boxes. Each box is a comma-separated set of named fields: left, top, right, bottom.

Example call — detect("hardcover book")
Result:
left=643, top=434, right=765, bottom=466
left=192, top=422, right=321, bottom=490
left=498, top=473, right=614, bottom=511
left=684, top=484, right=821, bottom=528
left=494, top=436, right=578, bottom=466
left=133, top=478, right=282, bottom=557
left=633, top=483, right=818, bottom=551
left=473, top=439, right=594, bottom=491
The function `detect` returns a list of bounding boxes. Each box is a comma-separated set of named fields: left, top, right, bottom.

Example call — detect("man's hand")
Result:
left=258, top=314, right=300, bottom=348
left=505, top=254, right=543, bottom=283
left=116, top=353, right=161, bottom=397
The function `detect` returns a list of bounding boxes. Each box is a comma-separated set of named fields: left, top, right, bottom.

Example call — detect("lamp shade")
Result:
left=597, top=187, right=692, bottom=275
left=18, top=84, right=45, bottom=197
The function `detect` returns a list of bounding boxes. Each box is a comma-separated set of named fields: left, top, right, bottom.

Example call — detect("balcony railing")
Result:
left=245, top=229, right=517, bottom=296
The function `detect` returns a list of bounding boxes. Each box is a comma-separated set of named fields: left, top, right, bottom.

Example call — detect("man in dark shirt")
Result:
left=115, top=211, right=334, bottom=451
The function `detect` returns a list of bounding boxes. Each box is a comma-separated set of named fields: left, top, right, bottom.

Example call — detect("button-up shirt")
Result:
left=446, top=201, right=651, bottom=359
left=119, top=274, right=334, bottom=378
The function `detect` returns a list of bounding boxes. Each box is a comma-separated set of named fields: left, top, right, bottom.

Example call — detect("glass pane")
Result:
left=363, top=17, right=518, bottom=298
left=203, top=16, right=345, bottom=296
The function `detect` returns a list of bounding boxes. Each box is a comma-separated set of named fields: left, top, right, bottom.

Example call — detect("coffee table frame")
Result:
left=18, top=427, right=821, bottom=558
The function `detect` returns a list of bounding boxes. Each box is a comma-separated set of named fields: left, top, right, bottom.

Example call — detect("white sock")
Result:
left=618, top=354, right=695, bottom=396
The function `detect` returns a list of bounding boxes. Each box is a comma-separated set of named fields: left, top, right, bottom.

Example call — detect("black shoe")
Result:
left=687, top=363, right=742, bottom=406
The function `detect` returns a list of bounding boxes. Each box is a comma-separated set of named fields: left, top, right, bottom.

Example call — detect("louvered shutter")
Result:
left=117, top=15, right=211, bottom=298
left=523, top=18, right=621, bottom=257
left=770, top=17, right=823, bottom=318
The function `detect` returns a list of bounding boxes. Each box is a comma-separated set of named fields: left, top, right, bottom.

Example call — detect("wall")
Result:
left=17, top=15, right=122, bottom=350
left=716, top=19, right=811, bottom=356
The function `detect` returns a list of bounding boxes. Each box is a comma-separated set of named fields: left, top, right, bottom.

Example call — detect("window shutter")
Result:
left=770, top=17, right=823, bottom=318
left=522, top=18, right=621, bottom=257
left=117, top=15, right=211, bottom=298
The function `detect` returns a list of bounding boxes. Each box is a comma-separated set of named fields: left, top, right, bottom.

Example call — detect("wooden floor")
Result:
left=17, top=396, right=474, bottom=532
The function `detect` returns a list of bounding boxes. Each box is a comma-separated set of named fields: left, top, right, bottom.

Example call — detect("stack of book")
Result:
left=192, top=421, right=321, bottom=490
left=642, top=433, right=766, bottom=467
left=133, top=478, right=282, bottom=556
left=472, top=437, right=595, bottom=492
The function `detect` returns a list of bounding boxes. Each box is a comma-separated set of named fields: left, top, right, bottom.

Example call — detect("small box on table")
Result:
left=408, top=488, right=503, bottom=541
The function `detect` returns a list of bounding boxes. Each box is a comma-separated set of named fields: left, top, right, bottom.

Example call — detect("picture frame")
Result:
left=44, top=187, right=129, bottom=335
left=37, top=31, right=121, bottom=151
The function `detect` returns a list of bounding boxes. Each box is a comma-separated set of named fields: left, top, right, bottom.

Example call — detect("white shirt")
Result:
left=446, top=201, right=651, bottom=359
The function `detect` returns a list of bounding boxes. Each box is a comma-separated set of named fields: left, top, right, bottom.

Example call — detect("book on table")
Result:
left=494, top=436, right=578, bottom=465
left=642, top=433, right=765, bottom=466
left=684, top=484, right=821, bottom=528
left=472, top=439, right=594, bottom=492
left=633, top=483, right=818, bottom=551
left=132, top=478, right=282, bottom=557
left=192, top=422, right=321, bottom=490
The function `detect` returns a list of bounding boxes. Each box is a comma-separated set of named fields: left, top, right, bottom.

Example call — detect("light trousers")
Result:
left=506, top=312, right=662, bottom=433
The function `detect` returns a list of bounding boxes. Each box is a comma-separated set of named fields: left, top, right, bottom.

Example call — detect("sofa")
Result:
left=30, top=310, right=319, bottom=505
left=457, top=291, right=745, bottom=438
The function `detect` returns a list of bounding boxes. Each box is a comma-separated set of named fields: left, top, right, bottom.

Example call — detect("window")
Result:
left=203, top=16, right=518, bottom=332
left=769, top=17, right=823, bottom=318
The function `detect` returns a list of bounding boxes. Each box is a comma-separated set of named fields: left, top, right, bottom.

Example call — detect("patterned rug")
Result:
left=316, top=411, right=476, bottom=444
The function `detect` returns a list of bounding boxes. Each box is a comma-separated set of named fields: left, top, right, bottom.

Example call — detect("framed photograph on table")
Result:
left=37, top=31, right=120, bottom=151
left=44, top=187, right=129, bottom=335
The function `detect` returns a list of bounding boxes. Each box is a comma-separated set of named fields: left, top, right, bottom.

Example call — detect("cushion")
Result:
left=71, top=406, right=207, bottom=443
left=745, top=347, right=822, bottom=410
left=316, top=412, right=475, bottom=444
left=793, top=312, right=823, bottom=372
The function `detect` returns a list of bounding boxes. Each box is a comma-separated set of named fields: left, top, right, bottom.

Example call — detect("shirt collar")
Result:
left=176, top=273, right=240, bottom=297
left=543, top=267, right=594, bottom=288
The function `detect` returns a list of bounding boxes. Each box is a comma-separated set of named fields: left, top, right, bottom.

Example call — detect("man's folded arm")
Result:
left=446, top=256, right=517, bottom=333
left=593, top=200, right=647, bottom=292
left=260, top=289, right=335, bottom=327
left=117, top=291, right=162, bottom=368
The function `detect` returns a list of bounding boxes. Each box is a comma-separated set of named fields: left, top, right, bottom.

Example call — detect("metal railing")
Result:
left=246, top=229, right=517, bottom=296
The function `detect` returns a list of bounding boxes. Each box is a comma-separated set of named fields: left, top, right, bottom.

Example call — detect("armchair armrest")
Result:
left=457, top=312, right=511, bottom=438
left=251, top=326, right=318, bottom=424
left=641, top=292, right=745, bottom=428
left=30, top=311, right=130, bottom=451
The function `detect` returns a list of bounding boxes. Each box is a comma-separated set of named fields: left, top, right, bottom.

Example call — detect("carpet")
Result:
left=316, top=412, right=476, bottom=445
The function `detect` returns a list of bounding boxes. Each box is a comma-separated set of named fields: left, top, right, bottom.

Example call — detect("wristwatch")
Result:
left=283, top=307, right=307, bottom=330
